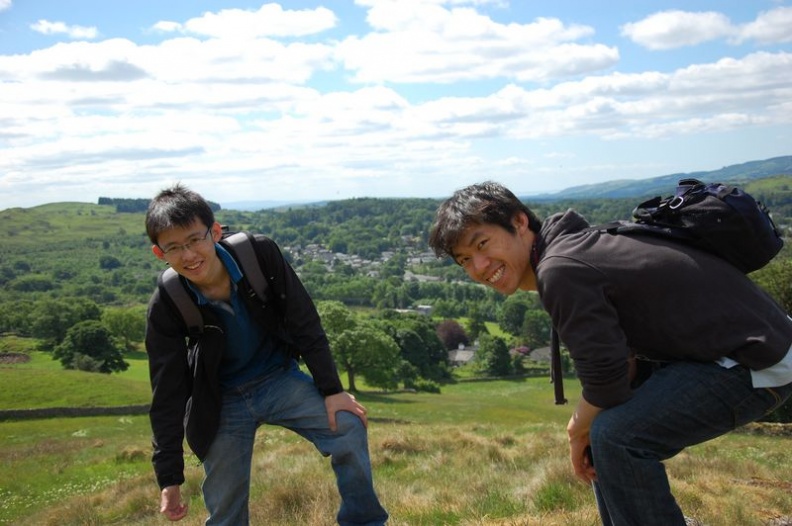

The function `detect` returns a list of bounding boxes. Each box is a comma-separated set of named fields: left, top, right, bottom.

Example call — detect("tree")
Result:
left=476, top=334, right=513, bottom=377
left=436, top=319, right=468, bottom=350
left=99, top=255, right=123, bottom=270
left=466, top=305, right=488, bottom=341
left=377, top=312, right=451, bottom=384
left=53, top=320, right=129, bottom=373
left=9, top=275, right=55, bottom=292
left=317, top=301, right=401, bottom=392
left=102, top=306, right=146, bottom=351
left=334, top=325, right=401, bottom=391
left=753, top=258, right=792, bottom=312
left=380, top=252, right=407, bottom=280
left=317, top=300, right=356, bottom=335
left=30, top=298, right=103, bottom=348
left=521, top=309, right=552, bottom=349
left=497, top=293, right=534, bottom=335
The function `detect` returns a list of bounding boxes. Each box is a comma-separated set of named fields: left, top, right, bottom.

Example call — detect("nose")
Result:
left=470, top=252, right=490, bottom=276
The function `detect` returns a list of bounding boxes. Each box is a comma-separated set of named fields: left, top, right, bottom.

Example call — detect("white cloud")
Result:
left=4, top=47, right=788, bottom=197
left=1, top=2, right=790, bottom=208
left=151, top=21, right=182, bottom=33
left=30, top=19, right=99, bottom=40
left=1, top=34, right=334, bottom=86
left=153, top=3, right=337, bottom=38
left=0, top=0, right=10, bottom=12
left=737, top=6, right=792, bottom=44
left=338, top=5, right=617, bottom=83
left=620, top=10, right=733, bottom=50
left=622, top=7, right=792, bottom=50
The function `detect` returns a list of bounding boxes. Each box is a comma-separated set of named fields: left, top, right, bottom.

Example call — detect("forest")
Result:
left=1, top=175, right=792, bottom=416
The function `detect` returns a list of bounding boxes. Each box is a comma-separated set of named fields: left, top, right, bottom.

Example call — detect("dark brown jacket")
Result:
left=535, top=210, right=792, bottom=408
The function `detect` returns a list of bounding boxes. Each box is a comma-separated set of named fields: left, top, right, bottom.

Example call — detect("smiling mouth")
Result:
left=184, top=261, right=202, bottom=271
left=487, top=266, right=504, bottom=284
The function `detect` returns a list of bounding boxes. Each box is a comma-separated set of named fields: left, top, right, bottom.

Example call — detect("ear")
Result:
left=210, top=222, right=223, bottom=242
left=513, top=211, right=530, bottom=232
left=513, top=212, right=535, bottom=247
left=152, top=245, right=166, bottom=261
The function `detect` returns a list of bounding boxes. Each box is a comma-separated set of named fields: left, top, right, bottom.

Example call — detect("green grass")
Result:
left=0, top=415, right=153, bottom=521
left=1, top=343, right=791, bottom=525
left=0, top=203, right=146, bottom=247
left=359, top=376, right=570, bottom=426
left=0, top=351, right=150, bottom=409
left=0, top=335, right=38, bottom=354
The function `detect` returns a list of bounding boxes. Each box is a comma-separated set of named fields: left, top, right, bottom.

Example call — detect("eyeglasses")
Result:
left=159, top=227, right=213, bottom=257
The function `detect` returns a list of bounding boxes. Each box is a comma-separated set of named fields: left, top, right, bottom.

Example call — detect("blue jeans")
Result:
left=589, top=361, right=792, bottom=526
left=201, top=363, right=388, bottom=526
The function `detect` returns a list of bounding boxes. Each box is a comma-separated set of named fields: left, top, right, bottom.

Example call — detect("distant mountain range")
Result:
left=222, top=199, right=308, bottom=211
left=221, top=155, right=792, bottom=210
left=526, top=155, right=792, bottom=201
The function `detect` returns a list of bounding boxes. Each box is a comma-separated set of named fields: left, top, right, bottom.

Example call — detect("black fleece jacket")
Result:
left=145, top=234, right=343, bottom=489
left=534, top=210, right=792, bottom=409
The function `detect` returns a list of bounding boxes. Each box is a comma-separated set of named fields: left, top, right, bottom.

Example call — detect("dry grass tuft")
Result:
left=10, top=421, right=792, bottom=525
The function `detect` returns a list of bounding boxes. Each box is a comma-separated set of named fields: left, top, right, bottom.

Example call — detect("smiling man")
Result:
left=428, top=180, right=792, bottom=526
left=143, top=184, right=387, bottom=526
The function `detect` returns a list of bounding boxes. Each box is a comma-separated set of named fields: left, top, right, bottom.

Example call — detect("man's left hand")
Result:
left=325, top=391, right=368, bottom=431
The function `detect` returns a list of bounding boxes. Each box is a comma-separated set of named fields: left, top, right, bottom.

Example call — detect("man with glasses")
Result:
left=144, top=184, right=388, bottom=526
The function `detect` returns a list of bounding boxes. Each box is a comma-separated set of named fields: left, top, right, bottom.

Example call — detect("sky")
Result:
left=1, top=0, right=791, bottom=210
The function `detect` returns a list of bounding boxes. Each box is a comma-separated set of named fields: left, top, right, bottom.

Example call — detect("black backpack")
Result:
left=595, top=178, right=784, bottom=273
left=158, top=231, right=270, bottom=336
left=549, top=178, right=785, bottom=404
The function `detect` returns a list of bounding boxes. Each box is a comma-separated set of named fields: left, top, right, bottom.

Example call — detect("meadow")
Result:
left=1, top=348, right=792, bottom=525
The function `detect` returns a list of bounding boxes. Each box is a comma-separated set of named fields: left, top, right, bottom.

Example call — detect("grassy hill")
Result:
left=1, top=202, right=145, bottom=247
left=1, top=161, right=792, bottom=524
left=1, top=351, right=791, bottom=525
left=532, top=155, right=792, bottom=200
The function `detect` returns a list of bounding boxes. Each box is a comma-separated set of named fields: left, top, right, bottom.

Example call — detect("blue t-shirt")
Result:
left=188, top=244, right=289, bottom=389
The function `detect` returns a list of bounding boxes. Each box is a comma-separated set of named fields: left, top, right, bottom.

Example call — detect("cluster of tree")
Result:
left=316, top=302, right=452, bottom=392
left=98, top=197, right=222, bottom=214
left=243, top=197, right=439, bottom=260
left=3, top=181, right=792, bottom=417
left=0, top=296, right=143, bottom=374
left=4, top=184, right=791, bottom=321
left=97, top=198, right=152, bottom=213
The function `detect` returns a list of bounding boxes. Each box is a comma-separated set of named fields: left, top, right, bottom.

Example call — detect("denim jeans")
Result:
left=201, top=363, right=388, bottom=526
left=589, top=360, right=792, bottom=526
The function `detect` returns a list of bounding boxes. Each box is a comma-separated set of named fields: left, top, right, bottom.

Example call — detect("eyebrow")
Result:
left=463, top=229, right=486, bottom=249
left=453, top=228, right=486, bottom=259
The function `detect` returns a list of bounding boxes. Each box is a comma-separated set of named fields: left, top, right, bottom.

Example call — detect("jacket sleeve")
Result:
left=253, top=235, right=344, bottom=396
left=145, top=286, right=191, bottom=489
left=537, top=256, right=633, bottom=409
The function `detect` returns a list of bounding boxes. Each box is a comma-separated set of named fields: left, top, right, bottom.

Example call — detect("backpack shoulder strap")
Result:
left=222, top=232, right=270, bottom=300
left=159, top=267, right=204, bottom=336
left=158, top=231, right=270, bottom=336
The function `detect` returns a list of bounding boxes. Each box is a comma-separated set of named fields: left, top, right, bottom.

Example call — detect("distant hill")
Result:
left=220, top=156, right=792, bottom=211
left=221, top=200, right=315, bottom=212
left=526, top=155, right=792, bottom=201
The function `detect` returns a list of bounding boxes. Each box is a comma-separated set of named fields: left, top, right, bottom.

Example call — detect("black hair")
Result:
left=145, top=183, right=215, bottom=245
left=428, top=181, right=541, bottom=259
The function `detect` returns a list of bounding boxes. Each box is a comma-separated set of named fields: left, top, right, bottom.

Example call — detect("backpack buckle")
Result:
left=668, top=195, right=685, bottom=210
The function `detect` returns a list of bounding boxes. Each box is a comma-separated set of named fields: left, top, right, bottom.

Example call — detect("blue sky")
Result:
left=1, top=0, right=790, bottom=209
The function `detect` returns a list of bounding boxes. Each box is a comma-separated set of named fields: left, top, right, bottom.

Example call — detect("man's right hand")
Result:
left=567, top=397, right=602, bottom=484
left=160, top=485, right=188, bottom=521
